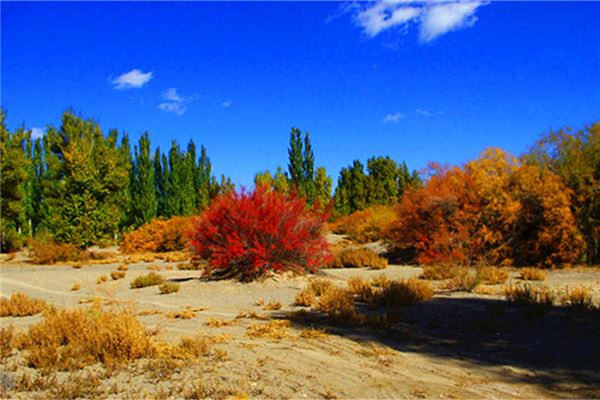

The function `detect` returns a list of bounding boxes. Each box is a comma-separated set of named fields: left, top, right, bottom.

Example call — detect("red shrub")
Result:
left=188, top=186, right=332, bottom=280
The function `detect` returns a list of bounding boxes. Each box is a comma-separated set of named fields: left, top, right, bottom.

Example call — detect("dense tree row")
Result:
left=333, top=156, right=421, bottom=216
left=0, top=111, right=229, bottom=250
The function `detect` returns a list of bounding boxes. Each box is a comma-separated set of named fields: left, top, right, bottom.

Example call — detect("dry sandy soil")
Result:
left=1, top=247, right=600, bottom=399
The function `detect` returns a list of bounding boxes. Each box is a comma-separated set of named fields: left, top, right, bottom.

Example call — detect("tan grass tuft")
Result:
left=111, top=271, right=126, bottom=280
left=294, top=288, right=316, bottom=307
left=561, top=286, right=595, bottom=311
left=331, top=248, right=388, bottom=270
left=158, top=282, right=180, bottom=294
left=0, top=293, right=48, bottom=317
left=520, top=267, right=546, bottom=281
left=70, top=283, right=81, bottom=291
left=504, top=283, right=554, bottom=306
left=130, top=272, right=164, bottom=289
left=246, top=320, right=291, bottom=339
left=206, top=317, right=233, bottom=328
left=477, top=266, right=508, bottom=285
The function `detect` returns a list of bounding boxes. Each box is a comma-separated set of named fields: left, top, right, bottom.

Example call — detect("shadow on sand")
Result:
left=282, top=295, right=600, bottom=397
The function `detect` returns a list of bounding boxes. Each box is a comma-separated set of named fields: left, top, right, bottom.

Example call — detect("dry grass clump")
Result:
left=138, top=309, right=163, bottom=316
left=316, top=286, right=360, bottom=320
left=0, top=293, right=48, bottom=317
left=246, top=320, right=291, bottom=339
left=444, top=269, right=480, bottom=292
left=96, top=275, right=108, bottom=284
left=299, top=328, right=327, bottom=339
left=71, top=283, right=81, bottom=291
left=177, top=261, right=204, bottom=270
left=331, top=248, right=388, bottom=270
left=16, top=305, right=154, bottom=370
left=156, top=251, right=191, bottom=263
left=262, top=300, right=282, bottom=311
left=347, top=277, right=376, bottom=303
left=147, top=264, right=162, bottom=271
left=206, top=317, right=233, bottom=328
left=126, top=253, right=157, bottom=264
left=520, top=267, right=546, bottom=281
left=504, top=283, right=555, bottom=306
left=294, top=288, right=316, bottom=307
left=307, top=278, right=334, bottom=296
left=1, top=326, right=15, bottom=360
left=158, top=282, right=180, bottom=294
left=166, top=309, right=195, bottom=319
left=477, top=266, right=509, bottom=284
left=421, top=264, right=461, bottom=280
left=70, top=261, right=83, bottom=269
left=561, top=286, right=595, bottom=311
left=29, top=237, right=86, bottom=264
left=117, top=264, right=129, bottom=271
left=111, top=271, right=126, bottom=280
left=375, top=278, right=433, bottom=308
left=236, top=310, right=270, bottom=320
left=130, top=272, right=165, bottom=289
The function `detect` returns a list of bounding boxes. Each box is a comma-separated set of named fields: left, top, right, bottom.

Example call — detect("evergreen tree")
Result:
left=314, top=166, right=332, bottom=209
left=22, top=134, right=45, bottom=237
left=397, top=161, right=421, bottom=195
left=302, top=131, right=316, bottom=203
left=288, top=127, right=304, bottom=193
left=0, top=111, right=29, bottom=251
left=41, top=111, right=129, bottom=246
left=154, top=147, right=166, bottom=217
left=366, top=156, right=399, bottom=205
left=117, top=132, right=133, bottom=230
left=130, top=132, right=157, bottom=227
left=197, top=145, right=212, bottom=211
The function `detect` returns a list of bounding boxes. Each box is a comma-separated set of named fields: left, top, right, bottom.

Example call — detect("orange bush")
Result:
left=330, top=248, right=388, bottom=269
left=389, top=149, right=585, bottom=267
left=330, top=205, right=397, bottom=243
left=120, top=216, right=193, bottom=254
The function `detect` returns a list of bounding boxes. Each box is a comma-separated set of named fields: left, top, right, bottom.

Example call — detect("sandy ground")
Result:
left=1, top=252, right=600, bottom=399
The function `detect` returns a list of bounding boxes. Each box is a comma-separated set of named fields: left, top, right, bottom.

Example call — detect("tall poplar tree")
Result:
left=130, top=132, right=157, bottom=227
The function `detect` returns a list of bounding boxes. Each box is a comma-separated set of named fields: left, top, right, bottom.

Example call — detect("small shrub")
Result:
left=0, top=326, right=14, bottom=360
left=444, top=269, right=480, bottom=292
left=120, top=216, right=193, bottom=254
left=331, top=248, right=388, bottom=270
left=520, top=268, right=546, bottom=281
left=147, top=264, right=162, bottom=271
left=166, top=309, right=195, bottom=319
left=316, top=286, right=359, bottom=320
left=189, top=186, right=332, bottom=280
left=374, top=278, right=433, bottom=308
left=299, top=328, right=327, bottom=339
left=505, top=284, right=555, bottom=306
left=421, top=264, right=460, bottom=280
left=70, top=261, right=83, bottom=269
left=246, top=320, right=291, bottom=339
left=262, top=300, right=282, bottom=311
left=71, top=283, right=81, bottom=291
left=294, top=288, right=316, bottom=307
left=0, top=293, right=48, bottom=317
left=96, top=275, right=108, bottom=284
left=477, top=266, right=508, bottom=285
left=130, top=272, right=165, bottom=289
left=29, top=237, right=86, bottom=264
left=561, top=286, right=594, bottom=311
left=206, top=318, right=233, bottom=328
left=347, top=277, right=375, bottom=303
left=307, top=278, right=334, bottom=296
left=158, top=282, right=180, bottom=295
left=117, top=264, right=129, bottom=271
left=111, top=271, right=126, bottom=280
left=16, top=305, right=154, bottom=370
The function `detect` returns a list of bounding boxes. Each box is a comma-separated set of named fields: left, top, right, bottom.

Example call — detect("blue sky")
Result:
left=2, top=1, right=599, bottom=187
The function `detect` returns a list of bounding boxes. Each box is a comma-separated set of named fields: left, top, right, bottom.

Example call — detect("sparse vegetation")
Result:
left=331, top=247, right=388, bottom=269
left=504, top=283, right=555, bottom=306
left=246, top=320, right=291, bottom=339
left=166, top=309, right=195, bottom=319
left=117, top=264, right=129, bottom=271
left=158, top=282, right=180, bottom=294
left=444, top=269, right=480, bottom=292
left=561, top=286, right=595, bottom=311
left=262, top=300, right=282, bottom=311
left=421, top=264, right=461, bottom=280
left=520, top=267, right=546, bottom=281
left=130, top=272, right=165, bottom=289
left=96, top=275, right=108, bottom=284
left=70, top=283, right=81, bottom=291
left=206, top=317, right=233, bottom=327
left=294, top=288, right=316, bottom=307
left=29, top=237, right=86, bottom=264
left=111, top=271, right=126, bottom=280
left=477, top=266, right=509, bottom=284
left=0, top=293, right=48, bottom=317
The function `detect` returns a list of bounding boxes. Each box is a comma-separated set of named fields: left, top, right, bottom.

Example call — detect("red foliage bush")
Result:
left=188, top=186, right=332, bottom=280
left=120, top=216, right=193, bottom=253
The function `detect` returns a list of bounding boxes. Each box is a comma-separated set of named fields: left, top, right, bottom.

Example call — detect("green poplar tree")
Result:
left=288, top=127, right=304, bottom=194
left=303, top=131, right=316, bottom=203
left=314, top=166, right=332, bottom=209
left=130, top=132, right=157, bottom=227
left=196, top=145, right=212, bottom=210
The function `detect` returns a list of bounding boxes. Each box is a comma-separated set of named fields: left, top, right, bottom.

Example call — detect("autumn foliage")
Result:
left=330, top=205, right=398, bottom=243
left=188, top=186, right=332, bottom=280
left=119, top=216, right=193, bottom=253
left=390, top=148, right=585, bottom=267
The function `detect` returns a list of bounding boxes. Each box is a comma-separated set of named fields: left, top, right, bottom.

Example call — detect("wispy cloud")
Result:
left=416, top=108, right=442, bottom=117
left=158, top=87, right=194, bottom=116
left=353, top=1, right=487, bottom=43
left=30, top=127, right=44, bottom=139
left=383, top=112, right=404, bottom=123
left=221, top=100, right=232, bottom=108
left=112, top=69, right=153, bottom=89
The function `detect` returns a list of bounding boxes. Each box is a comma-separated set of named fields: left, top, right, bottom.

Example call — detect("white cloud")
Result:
left=158, top=102, right=186, bottom=116
left=383, top=112, right=404, bottom=122
left=416, top=108, right=442, bottom=117
left=30, top=127, right=44, bottom=139
left=420, top=1, right=483, bottom=42
left=158, top=87, right=194, bottom=116
left=112, top=69, right=153, bottom=89
left=353, top=1, right=487, bottom=43
left=163, top=87, right=183, bottom=102
left=221, top=100, right=232, bottom=108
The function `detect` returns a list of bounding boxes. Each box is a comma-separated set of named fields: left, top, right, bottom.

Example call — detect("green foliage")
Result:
left=334, top=157, right=420, bottom=216
left=314, top=166, right=332, bottom=209
left=288, top=127, right=304, bottom=193
left=40, top=112, right=131, bottom=247
left=130, top=132, right=157, bottom=227
left=1, top=111, right=31, bottom=251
